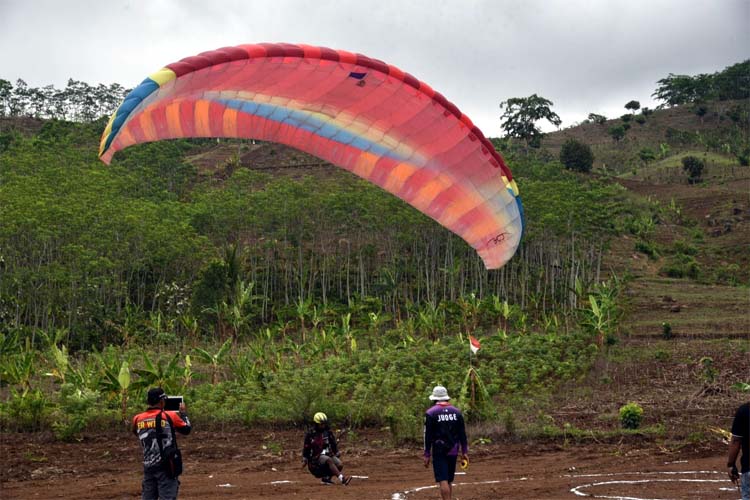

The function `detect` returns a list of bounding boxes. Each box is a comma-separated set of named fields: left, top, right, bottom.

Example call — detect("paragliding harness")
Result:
left=304, top=424, right=335, bottom=478
left=155, top=411, right=183, bottom=479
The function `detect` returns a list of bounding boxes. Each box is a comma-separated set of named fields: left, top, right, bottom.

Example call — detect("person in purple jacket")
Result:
left=423, top=386, right=468, bottom=500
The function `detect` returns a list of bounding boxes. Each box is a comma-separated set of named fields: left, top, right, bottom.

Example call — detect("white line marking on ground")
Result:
left=564, top=470, right=721, bottom=478
left=570, top=478, right=729, bottom=500
left=390, top=479, right=514, bottom=499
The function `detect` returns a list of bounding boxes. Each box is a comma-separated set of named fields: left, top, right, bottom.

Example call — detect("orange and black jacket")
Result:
left=132, top=408, right=191, bottom=470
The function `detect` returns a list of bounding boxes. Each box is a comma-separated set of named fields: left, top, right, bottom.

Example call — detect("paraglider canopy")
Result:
left=99, top=43, right=524, bottom=269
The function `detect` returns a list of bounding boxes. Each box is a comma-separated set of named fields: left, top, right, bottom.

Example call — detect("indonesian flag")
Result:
left=469, top=335, right=481, bottom=354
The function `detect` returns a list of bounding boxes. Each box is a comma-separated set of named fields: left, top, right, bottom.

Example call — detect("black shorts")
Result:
left=432, top=454, right=457, bottom=483
left=308, top=455, right=342, bottom=478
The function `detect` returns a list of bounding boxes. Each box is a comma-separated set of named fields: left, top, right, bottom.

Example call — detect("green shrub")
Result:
left=653, top=348, right=671, bottom=361
left=635, top=239, right=659, bottom=259
left=671, top=240, right=698, bottom=256
left=699, top=357, right=716, bottom=383
left=661, top=322, right=673, bottom=340
left=501, top=408, right=517, bottom=436
left=635, top=115, right=647, bottom=125
left=619, top=402, right=644, bottom=429
left=52, top=384, right=113, bottom=442
left=715, top=263, right=741, bottom=285
left=661, top=254, right=700, bottom=279
left=384, top=406, right=422, bottom=444
left=681, top=156, right=705, bottom=184
left=0, top=388, right=50, bottom=432
left=609, top=125, right=626, bottom=142
left=638, top=148, right=657, bottom=162
left=559, top=139, right=594, bottom=173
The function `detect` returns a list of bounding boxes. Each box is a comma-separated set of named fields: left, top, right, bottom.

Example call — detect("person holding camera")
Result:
left=132, top=387, right=192, bottom=500
left=302, top=412, right=352, bottom=485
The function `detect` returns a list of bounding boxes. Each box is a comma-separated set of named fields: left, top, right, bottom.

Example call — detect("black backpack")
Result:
left=155, top=411, right=183, bottom=478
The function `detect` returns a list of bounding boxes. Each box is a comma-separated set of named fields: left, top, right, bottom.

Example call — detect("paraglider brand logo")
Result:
left=487, top=232, right=507, bottom=246
left=437, top=413, right=457, bottom=422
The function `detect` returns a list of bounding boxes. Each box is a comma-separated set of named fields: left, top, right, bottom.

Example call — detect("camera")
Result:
left=164, top=396, right=183, bottom=411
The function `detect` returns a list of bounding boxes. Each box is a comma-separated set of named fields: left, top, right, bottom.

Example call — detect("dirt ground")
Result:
left=0, top=429, right=740, bottom=500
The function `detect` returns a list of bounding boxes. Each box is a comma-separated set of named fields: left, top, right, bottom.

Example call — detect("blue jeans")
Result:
left=741, top=471, right=749, bottom=500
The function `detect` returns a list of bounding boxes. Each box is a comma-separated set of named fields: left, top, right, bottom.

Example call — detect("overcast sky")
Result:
left=1, top=0, right=748, bottom=135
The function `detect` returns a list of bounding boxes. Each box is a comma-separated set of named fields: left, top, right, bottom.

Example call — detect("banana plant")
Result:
left=179, top=314, right=199, bottom=345
left=227, top=352, right=257, bottom=385
left=457, top=366, right=494, bottom=420
left=580, top=279, right=622, bottom=346
left=0, top=350, right=35, bottom=391
left=339, top=312, right=358, bottom=353
left=457, top=293, right=481, bottom=334
left=45, top=344, right=89, bottom=388
left=0, top=330, right=22, bottom=356
left=310, top=305, right=324, bottom=331
left=182, top=355, right=193, bottom=389
left=99, top=359, right=131, bottom=422
left=417, top=303, right=445, bottom=341
left=295, top=297, right=313, bottom=342
left=281, top=337, right=305, bottom=366
left=132, top=352, right=182, bottom=393
left=226, top=280, right=256, bottom=339
left=193, top=338, right=232, bottom=384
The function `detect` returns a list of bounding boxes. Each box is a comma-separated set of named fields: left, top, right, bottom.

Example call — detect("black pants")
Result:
left=142, top=467, right=179, bottom=500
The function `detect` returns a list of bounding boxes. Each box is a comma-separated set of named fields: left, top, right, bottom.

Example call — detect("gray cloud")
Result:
left=1, top=0, right=747, bottom=136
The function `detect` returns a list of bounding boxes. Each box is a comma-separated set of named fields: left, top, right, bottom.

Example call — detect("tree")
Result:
left=652, top=74, right=703, bottom=107
left=651, top=61, right=749, bottom=107
left=714, top=60, right=750, bottom=100
left=608, top=125, right=626, bottom=142
left=638, top=148, right=657, bottom=162
left=625, top=100, right=640, bottom=113
left=0, top=79, right=12, bottom=117
left=499, top=94, right=561, bottom=147
left=587, top=113, right=607, bottom=125
left=559, top=139, right=594, bottom=172
left=681, top=156, right=705, bottom=184
left=692, top=103, right=708, bottom=123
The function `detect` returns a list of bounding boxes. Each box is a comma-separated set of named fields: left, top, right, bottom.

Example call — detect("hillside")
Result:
left=541, top=99, right=748, bottom=173
left=0, top=93, right=747, bottom=447
left=538, top=100, right=750, bottom=440
left=142, top=99, right=750, bottom=423
left=170, top=100, right=750, bottom=439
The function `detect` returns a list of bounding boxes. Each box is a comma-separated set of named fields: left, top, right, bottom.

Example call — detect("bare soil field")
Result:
left=0, top=430, right=740, bottom=500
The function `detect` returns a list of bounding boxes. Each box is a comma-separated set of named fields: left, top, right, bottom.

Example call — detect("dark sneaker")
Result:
left=341, top=475, right=352, bottom=486
left=321, top=477, right=334, bottom=485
